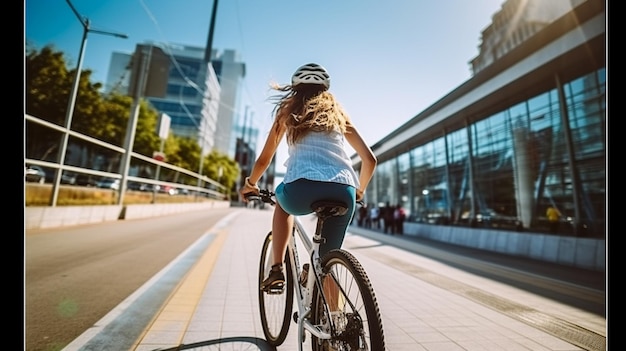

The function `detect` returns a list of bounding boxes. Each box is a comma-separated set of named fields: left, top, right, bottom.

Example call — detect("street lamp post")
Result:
left=50, top=0, right=127, bottom=206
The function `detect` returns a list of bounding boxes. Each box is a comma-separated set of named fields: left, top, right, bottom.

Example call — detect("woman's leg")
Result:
left=260, top=202, right=294, bottom=291
left=271, top=202, right=293, bottom=265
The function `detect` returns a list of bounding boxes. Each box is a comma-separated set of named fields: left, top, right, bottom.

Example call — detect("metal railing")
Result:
left=25, top=114, right=228, bottom=205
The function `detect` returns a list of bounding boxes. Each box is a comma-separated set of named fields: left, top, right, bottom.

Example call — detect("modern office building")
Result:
left=210, top=49, right=247, bottom=158
left=233, top=106, right=262, bottom=188
left=104, top=52, right=132, bottom=94
left=352, top=0, right=605, bottom=239
left=106, top=43, right=220, bottom=154
left=470, top=0, right=586, bottom=74
left=106, top=43, right=246, bottom=158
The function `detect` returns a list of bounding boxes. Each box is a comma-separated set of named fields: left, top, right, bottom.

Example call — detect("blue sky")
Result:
left=25, top=0, right=504, bottom=170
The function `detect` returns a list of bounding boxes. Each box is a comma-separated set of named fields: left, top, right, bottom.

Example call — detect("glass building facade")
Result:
left=139, top=43, right=221, bottom=155
left=354, top=0, right=605, bottom=239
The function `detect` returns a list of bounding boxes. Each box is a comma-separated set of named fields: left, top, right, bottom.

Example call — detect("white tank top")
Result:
left=282, top=130, right=359, bottom=188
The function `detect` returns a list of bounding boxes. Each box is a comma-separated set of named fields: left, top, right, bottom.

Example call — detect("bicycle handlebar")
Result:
left=244, top=189, right=364, bottom=207
left=244, top=189, right=276, bottom=205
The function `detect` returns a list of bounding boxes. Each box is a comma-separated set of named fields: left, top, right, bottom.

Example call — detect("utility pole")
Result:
left=195, top=0, right=219, bottom=196
left=204, top=0, right=219, bottom=63
left=118, top=46, right=152, bottom=205
left=50, top=0, right=127, bottom=206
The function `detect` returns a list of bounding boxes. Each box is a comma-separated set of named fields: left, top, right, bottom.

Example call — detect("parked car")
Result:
left=61, top=172, right=77, bottom=185
left=128, top=182, right=156, bottom=192
left=96, top=178, right=120, bottom=190
left=25, top=165, right=46, bottom=183
left=159, top=185, right=178, bottom=195
left=75, top=174, right=98, bottom=187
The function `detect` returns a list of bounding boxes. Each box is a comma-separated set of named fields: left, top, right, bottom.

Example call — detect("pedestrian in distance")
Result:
left=364, top=203, right=373, bottom=229
left=239, top=63, right=377, bottom=292
left=393, top=203, right=406, bottom=234
left=358, top=202, right=368, bottom=227
left=382, top=202, right=395, bottom=234
left=369, top=205, right=380, bottom=230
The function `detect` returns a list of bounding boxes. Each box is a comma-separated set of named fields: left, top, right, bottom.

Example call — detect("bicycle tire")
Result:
left=311, top=249, right=385, bottom=351
left=258, top=232, right=294, bottom=346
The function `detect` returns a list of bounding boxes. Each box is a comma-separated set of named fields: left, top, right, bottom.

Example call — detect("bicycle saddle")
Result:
left=311, top=200, right=348, bottom=217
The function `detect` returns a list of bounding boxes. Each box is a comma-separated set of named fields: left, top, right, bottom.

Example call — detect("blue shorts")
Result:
left=276, top=179, right=356, bottom=256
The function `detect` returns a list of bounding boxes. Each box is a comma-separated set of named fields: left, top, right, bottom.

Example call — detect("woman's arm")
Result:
left=345, top=124, right=377, bottom=201
left=243, top=122, right=286, bottom=187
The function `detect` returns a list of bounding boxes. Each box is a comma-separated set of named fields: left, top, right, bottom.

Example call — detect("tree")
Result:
left=26, top=44, right=111, bottom=162
left=26, top=44, right=77, bottom=161
left=203, top=150, right=240, bottom=191
left=26, top=44, right=105, bottom=129
left=90, top=93, right=133, bottom=146
left=26, top=45, right=161, bottom=161
left=126, top=99, right=162, bottom=156
left=25, top=44, right=73, bottom=125
left=170, top=136, right=201, bottom=172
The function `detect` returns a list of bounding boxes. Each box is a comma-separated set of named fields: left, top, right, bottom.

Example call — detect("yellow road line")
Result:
left=132, top=227, right=229, bottom=349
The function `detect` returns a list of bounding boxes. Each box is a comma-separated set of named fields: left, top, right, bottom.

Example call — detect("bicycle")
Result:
left=246, top=189, right=386, bottom=351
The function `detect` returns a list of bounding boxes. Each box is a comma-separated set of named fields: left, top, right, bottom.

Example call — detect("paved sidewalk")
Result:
left=122, top=208, right=605, bottom=350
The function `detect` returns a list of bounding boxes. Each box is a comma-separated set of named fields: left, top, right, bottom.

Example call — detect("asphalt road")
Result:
left=25, top=208, right=233, bottom=351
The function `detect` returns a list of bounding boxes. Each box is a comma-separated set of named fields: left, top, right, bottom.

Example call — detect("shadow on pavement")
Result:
left=156, top=336, right=276, bottom=351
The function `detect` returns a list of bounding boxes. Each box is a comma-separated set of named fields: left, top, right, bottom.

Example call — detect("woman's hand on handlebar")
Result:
left=356, top=188, right=365, bottom=202
left=241, top=188, right=276, bottom=205
left=239, top=177, right=260, bottom=202
left=241, top=190, right=259, bottom=203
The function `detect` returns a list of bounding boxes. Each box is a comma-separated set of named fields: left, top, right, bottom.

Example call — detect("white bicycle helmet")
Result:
left=291, top=63, right=330, bottom=89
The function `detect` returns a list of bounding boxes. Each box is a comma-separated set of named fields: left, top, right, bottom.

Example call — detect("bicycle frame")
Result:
left=260, top=209, right=341, bottom=348
left=287, top=215, right=333, bottom=346
left=253, top=189, right=386, bottom=350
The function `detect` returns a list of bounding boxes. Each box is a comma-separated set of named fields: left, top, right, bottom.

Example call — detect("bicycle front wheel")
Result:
left=258, top=231, right=293, bottom=346
left=311, top=249, right=386, bottom=351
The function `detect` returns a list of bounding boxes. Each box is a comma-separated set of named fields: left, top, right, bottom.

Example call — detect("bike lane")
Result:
left=63, top=208, right=606, bottom=351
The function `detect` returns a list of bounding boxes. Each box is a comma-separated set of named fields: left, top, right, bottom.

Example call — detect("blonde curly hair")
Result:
left=269, top=83, right=352, bottom=145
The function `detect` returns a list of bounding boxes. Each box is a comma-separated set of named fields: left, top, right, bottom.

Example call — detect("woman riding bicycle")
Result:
left=239, top=63, right=377, bottom=292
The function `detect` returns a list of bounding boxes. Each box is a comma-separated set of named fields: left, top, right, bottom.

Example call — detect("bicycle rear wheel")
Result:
left=258, top=232, right=293, bottom=346
left=311, top=249, right=385, bottom=351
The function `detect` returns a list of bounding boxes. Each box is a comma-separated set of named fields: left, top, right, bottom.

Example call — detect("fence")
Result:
left=25, top=113, right=228, bottom=205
